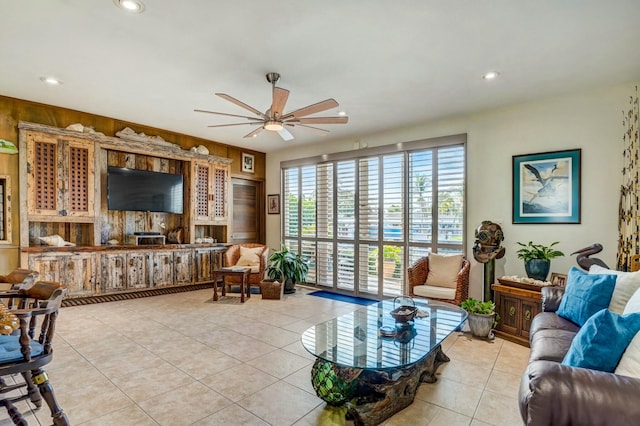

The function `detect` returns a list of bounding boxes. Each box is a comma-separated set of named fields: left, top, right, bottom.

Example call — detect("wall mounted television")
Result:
left=107, top=167, right=184, bottom=214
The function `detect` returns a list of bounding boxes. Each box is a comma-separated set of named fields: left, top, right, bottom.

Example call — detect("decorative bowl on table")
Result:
left=390, top=296, right=418, bottom=323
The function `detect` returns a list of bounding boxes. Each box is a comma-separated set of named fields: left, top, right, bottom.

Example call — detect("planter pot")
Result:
left=468, top=313, right=495, bottom=339
left=383, top=261, right=396, bottom=278
left=283, top=278, right=296, bottom=294
left=525, top=259, right=550, bottom=281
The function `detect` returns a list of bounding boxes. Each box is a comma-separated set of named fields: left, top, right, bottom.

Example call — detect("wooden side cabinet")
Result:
left=492, top=283, right=542, bottom=347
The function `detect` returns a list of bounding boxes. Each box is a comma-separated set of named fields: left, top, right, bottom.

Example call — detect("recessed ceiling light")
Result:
left=40, top=76, right=62, bottom=85
left=482, top=71, right=500, bottom=80
left=113, top=0, right=145, bottom=13
left=338, top=111, right=347, bottom=116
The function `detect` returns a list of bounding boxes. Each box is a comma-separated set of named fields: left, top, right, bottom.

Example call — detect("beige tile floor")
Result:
left=3, top=287, right=529, bottom=426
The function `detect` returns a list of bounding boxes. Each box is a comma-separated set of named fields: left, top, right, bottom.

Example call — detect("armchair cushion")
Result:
left=235, top=246, right=264, bottom=267
left=425, top=253, right=463, bottom=289
left=557, top=267, right=616, bottom=326
left=562, top=309, right=640, bottom=372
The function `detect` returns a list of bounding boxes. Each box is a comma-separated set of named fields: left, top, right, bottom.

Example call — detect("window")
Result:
left=281, top=134, right=466, bottom=297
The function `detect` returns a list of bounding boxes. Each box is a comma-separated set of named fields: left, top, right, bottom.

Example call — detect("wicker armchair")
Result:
left=223, top=244, right=269, bottom=288
left=407, top=256, right=470, bottom=306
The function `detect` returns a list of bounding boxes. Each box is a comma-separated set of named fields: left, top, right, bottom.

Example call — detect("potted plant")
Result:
left=370, top=246, right=402, bottom=278
left=265, top=244, right=309, bottom=294
left=516, top=241, right=564, bottom=281
left=461, top=297, right=498, bottom=339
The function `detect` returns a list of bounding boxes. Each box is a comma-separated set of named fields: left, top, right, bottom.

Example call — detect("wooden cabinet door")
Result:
left=497, top=295, right=520, bottom=336
left=212, top=164, right=229, bottom=224
left=194, top=248, right=214, bottom=283
left=26, top=133, right=62, bottom=217
left=65, top=138, right=94, bottom=218
left=521, top=300, right=541, bottom=340
left=28, top=253, right=66, bottom=282
left=127, top=252, right=149, bottom=289
left=101, top=253, right=126, bottom=292
left=151, top=251, right=173, bottom=287
left=65, top=253, right=95, bottom=297
left=173, top=249, right=193, bottom=284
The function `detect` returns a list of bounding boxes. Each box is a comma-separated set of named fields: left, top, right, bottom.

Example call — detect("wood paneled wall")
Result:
left=0, top=95, right=265, bottom=272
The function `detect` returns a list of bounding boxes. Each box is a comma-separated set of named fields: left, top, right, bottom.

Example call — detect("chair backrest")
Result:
left=0, top=281, right=65, bottom=369
left=0, top=268, right=39, bottom=290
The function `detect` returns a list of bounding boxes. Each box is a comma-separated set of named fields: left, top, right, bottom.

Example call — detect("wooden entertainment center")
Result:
left=18, top=121, right=232, bottom=300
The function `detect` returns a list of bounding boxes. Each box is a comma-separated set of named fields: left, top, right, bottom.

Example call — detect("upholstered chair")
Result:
left=223, top=244, right=269, bottom=289
left=407, top=254, right=470, bottom=306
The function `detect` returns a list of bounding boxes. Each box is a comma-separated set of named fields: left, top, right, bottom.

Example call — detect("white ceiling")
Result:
left=1, top=1, right=639, bottom=153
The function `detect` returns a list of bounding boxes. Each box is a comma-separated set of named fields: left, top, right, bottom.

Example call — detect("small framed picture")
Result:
left=550, top=272, right=567, bottom=287
left=267, top=194, right=280, bottom=214
left=242, top=153, right=255, bottom=173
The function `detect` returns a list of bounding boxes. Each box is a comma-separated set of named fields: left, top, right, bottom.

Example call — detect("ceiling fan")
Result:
left=195, top=72, right=348, bottom=141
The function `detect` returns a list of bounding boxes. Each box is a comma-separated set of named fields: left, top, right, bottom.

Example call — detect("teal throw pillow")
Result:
left=562, top=309, right=640, bottom=372
left=557, top=267, right=616, bottom=326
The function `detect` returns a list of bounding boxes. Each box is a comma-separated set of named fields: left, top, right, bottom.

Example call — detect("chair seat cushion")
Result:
left=412, top=284, right=456, bottom=300
left=0, top=335, right=44, bottom=363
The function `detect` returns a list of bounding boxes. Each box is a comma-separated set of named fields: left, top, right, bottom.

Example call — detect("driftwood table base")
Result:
left=311, top=344, right=450, bottom=426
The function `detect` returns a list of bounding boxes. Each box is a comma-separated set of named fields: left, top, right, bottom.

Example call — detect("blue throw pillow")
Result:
left=557, top=267, right=616, bottom=326
left=562, top=309, right=640, bottom=372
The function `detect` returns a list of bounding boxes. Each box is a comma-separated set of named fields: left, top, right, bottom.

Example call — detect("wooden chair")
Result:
left=407, top=256, right=470, bottom=306
left=0, top=281, right=69, bottom=426
left=223, top=244, right=269, bottom=290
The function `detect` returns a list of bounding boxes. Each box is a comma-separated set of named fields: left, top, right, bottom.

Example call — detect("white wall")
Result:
left=265, top=82, right=634, bottom=298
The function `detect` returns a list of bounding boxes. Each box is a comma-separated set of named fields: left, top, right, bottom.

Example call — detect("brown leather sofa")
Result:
left=519, top=286, right=640, bottom=426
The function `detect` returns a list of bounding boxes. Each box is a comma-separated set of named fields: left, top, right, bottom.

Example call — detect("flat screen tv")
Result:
left=107, top=167, right=184, bottom=214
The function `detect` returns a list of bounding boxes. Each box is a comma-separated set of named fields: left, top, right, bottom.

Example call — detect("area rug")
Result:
left=308, top=290, right=379, bottom=306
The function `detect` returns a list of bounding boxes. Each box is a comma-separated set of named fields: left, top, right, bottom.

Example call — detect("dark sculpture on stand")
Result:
left=571, top=243, right=609, bottom=271
left=473, top=221, right=506, bottom=302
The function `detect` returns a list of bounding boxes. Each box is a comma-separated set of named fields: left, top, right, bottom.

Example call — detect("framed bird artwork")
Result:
left=512, top=149, right=581, bottom=224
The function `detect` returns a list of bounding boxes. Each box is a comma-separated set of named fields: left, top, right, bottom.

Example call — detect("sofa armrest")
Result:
left=541, top=286, right=565, bottom=312
left=520, top=360, right=640, bottom=426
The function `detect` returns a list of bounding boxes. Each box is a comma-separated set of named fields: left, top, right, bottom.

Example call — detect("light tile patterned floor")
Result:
left=3, top=287, right=529, bottom=426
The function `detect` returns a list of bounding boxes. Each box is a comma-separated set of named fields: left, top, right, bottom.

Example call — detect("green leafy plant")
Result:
left=516, top=241, right=564, bottom=262
left=265, top=244, right=309, bottom=284
left=461, top=298, right=496, bottom=315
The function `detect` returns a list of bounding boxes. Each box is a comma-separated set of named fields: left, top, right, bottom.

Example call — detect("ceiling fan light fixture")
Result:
left=264, top=121, right=283, bottom=131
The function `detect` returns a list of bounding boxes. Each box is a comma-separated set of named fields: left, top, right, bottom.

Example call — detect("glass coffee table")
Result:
left=301, top=298, right=467, bottom=426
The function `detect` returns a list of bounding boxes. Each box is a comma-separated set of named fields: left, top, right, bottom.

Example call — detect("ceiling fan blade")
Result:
left=207, top=122, right=263, bottom=128
left=194, top=109, right=261, bottom=121
left=278, top=127, right=294, bottom=141
left=271, top=87, right=290, bottom=118
left=215, top=93, right=267, bottom=119
left=294, top=116, right=349, bottom=125
left=281, top=98, right=339, bottom=120
left=286, top=123, right=330, bottom=134
left=244, top=127, right=265, bottom=138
